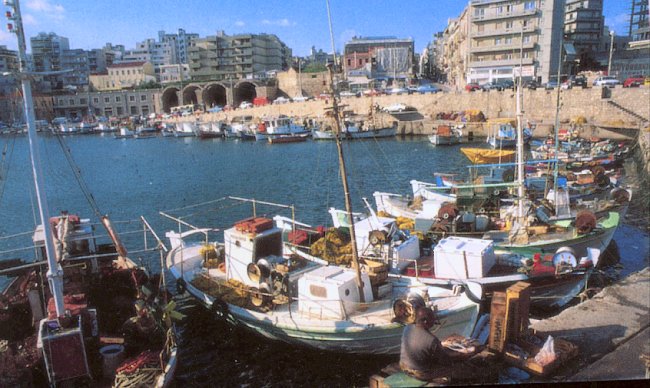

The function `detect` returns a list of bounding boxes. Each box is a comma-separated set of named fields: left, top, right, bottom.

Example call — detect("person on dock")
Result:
left=399, top=307, right=479, bottom=382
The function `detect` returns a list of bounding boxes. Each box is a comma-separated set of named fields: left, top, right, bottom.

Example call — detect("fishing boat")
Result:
left=197, top=121, right=226, bottom=139
left=486, top=120, right=531, bottom=149
left=429, top=124, right=463, bottom=146
left=0, top=3, right=178, bottom=384
left=312, top=105, right=397, bottom=140
left=162, top=206, right=481, bottom=355
left=174, top=122, right=197, bottom=137
left=114, top=127, right=135, bottom=139
left=255, top=116, right=310, bottom=141
left=229, top=115, right=256, bottom=140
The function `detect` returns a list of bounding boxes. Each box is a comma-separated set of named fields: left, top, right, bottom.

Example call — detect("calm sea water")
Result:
left=0, top=134, right=647, bottom=386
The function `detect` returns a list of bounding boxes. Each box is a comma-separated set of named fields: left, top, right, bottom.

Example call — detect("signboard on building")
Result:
left=513, top=65, right=535, bottom=78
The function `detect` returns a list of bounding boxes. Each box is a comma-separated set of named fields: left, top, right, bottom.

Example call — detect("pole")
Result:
left=553, top=35, right=563, bottom=206
left=325, top=0, right=337, bottom=67
left=516, top=24, right=524, bottom=220
left=607, top=31, right=615, bottom=76
left=327, top=62, right=365, bottom=303
left=7, top=0, right=66, bottom=318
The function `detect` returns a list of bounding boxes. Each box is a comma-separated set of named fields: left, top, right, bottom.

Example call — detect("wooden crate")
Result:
left=505, top=282, right=531, bottom=341
left=488, top=291, right=508, bottom=352
left=503, top=335, right=579, bottom=376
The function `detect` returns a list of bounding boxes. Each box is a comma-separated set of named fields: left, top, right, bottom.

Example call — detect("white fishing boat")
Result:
left=114, top=127, right=135, bottom=139
left=163, top=211, right=481, bottom=355
left=174, top=122, right=197, bottom=137
left=254, top=115, right=309, bottom=141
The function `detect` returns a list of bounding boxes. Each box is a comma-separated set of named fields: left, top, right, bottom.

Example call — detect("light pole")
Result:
left=607, top=31, right=615, bottom=76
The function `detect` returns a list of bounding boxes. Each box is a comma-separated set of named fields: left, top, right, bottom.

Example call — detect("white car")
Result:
left=382, top=103, right=407, bottom=113
left=386, top=87, right=408, bottom=95
left=592, top=76, right=620, bottom=87
left=339, top=91, right=358, bottom=98
left=273, top=96, right=291, bottom=104
left=239, top=101, right=253, bottom=109
left=292, top=95, right=309, bottom=102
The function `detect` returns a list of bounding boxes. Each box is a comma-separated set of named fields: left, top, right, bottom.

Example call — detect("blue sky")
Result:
left=0, top=0, right=635, bottom=56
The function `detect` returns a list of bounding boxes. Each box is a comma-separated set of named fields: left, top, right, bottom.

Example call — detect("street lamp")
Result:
left=607, top=31, right=615, bottom=76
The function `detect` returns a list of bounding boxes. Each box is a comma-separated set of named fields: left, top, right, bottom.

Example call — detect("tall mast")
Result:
left=516, top=24, right=525, bottom=221
left=325, top=1, right=365, bottom=302
left=6, top=0, right=65, bottom=317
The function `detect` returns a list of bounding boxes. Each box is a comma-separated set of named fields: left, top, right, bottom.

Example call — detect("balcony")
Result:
left=470, top=41, right=536, bottom=54
left=472, top=26, right=539, bottom=38
left=472, top=8, right=538, bottom=22
left=469, top=57, right=534, bottom=69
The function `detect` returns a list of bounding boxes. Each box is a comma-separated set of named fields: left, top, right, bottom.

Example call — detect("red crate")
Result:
left=234, top=217, right=273, bottom=234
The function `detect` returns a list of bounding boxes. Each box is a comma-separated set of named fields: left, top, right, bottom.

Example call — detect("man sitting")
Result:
left=399, top=306, right=477, bottom=382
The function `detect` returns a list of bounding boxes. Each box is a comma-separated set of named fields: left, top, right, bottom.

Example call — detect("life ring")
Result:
left=176, top=279, right=186, bottom=295
left=210, top=299, right=229, bottom=320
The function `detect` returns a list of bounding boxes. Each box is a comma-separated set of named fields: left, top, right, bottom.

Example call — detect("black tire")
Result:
left=211, top=299, right=229, bottom=320
left=176, top=279, right=186, bottom=295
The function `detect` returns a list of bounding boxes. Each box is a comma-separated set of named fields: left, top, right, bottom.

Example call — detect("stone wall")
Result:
left=275, top=69, right=330, bottom=99
left=201, top=86, right=650, bottom=139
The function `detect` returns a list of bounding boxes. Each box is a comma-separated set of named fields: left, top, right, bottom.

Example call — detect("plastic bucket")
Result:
left=100, top=344, right=125, bottom=378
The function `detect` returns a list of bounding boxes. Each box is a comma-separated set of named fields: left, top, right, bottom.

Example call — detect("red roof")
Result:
left=108, top=61, right=146, bottom=69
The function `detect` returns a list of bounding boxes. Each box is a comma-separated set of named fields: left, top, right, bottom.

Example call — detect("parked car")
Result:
left=382, top=103, right=415, bottom=113
left=623, top=75, right=645, bottom=88
left=339, top=91, right=359, bottom=98
left=481, top=79, right=514, bottom=91
left=416, top=84, right=440, bottom=94
left=572, top=75, right=588, bottom=88
left=544, top=80, right=559, bottom=90
left=592, top=76, right=620, bottom=87
left=524, top=80, right=539, bottom=90
left=362, top=88, right=383, bottom=97
left=239, top=101, right=253, bottom=109
left=273, top=96, right=291, bottom=104
left=292, top=95, right=311, bottom=102
left=465, top=83, right=481, bottom=92
left=386, top=87, right=408, bottom=95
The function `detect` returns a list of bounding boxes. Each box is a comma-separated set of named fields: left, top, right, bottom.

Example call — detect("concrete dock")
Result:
left=530, top=267, right=650, bottom=382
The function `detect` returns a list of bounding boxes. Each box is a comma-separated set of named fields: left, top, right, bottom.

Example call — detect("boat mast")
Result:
left=516, top=24, right=525, bottom=221
left=6, top=0, right=65, bottom=317
left=325, top=0, right=365, bottom=302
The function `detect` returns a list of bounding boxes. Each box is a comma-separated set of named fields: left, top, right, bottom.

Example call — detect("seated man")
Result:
left=399, top=306, right=476, bottom=382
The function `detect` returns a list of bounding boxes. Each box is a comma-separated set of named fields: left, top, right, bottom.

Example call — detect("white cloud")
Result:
left=261, top=18, right=296, bottom=27
left=22, top=14, right=38, bottom=26
left=234, top=20, right=245, bottom=27
left=26, top=0, right=65, bottom=21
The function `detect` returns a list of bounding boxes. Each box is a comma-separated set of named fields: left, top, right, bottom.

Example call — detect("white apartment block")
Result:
left=467, top=0, right=566, bottom=84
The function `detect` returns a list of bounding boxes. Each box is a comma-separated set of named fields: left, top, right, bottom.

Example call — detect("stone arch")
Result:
left=203, top=82, right=227, bottom=109
left=181, top=84, right=202, bottom=107
left=233, top=80, right=257, bottom=107
left=161, top=87, right=180, bottom=113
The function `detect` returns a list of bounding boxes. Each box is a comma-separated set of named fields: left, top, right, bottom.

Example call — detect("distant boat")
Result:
left=486, top=122, right=531, bottom=149
left=114, top=127, right=135, bottom=139
left=255, top=116, right=309, bottom=141
left=174, top=122, right=197, bottom=137
left=429, top=124, right=463, bottom=145
left=198, top=121, right=226, bottom=139
left=267, top=133, right=309, bottom=144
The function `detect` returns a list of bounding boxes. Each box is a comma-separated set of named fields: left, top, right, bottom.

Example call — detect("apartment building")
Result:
left=564, top=0, right=604, bottom=55
left=440, top=9, right=471, bottom=89
left=159, top=63, right=191, bottom=84
left=52, top=89, right=161, bottom=119
left=467, top=0, right=566, bottom=85
left=30, top=32, right=70, bottom=91
left=188, top=32, right=291, bottom=82
left=122, top=38, right=176, bottom=79
left=343, top=36, right=415, bottom=83
left=159, top=29, right=198, bottom=64
left=629, top=0, right=649, bottom=41
left=89, top=61, right=156, bottom=91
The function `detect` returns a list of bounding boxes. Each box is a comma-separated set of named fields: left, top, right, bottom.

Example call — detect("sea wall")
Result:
left=197, top=87, right=650, bottom=139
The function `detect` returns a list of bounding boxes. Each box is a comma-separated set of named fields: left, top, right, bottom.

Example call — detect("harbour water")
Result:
left=0, top=134, right=647, bottom=386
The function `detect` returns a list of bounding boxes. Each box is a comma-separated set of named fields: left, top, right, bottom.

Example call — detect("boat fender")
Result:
left=210, top=299, right=229, bottom=320
left=176, top=279, right=186, bottom=295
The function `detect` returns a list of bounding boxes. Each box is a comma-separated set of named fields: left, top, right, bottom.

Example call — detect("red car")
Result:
left=623, top=75, right=645, bottom=88
left=465, top=83, right=480, bottom=92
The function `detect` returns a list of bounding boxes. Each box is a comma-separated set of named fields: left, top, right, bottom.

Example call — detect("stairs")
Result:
left=607, top=100, right=650, bottom=124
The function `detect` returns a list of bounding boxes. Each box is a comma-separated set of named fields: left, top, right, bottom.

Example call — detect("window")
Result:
left=130, top=106, right=138, bottom=115
left=496, top=6, right=503, bottom=14
left=495, top=38, right=502, bottom=45
left=140, top=95, right=147, bottom=101
left=129, top=95, right=135, bottom=102
left=69, top=99, right=74, bottom=105
left=93, top=97, right=99, bottom=104
left=506, top=21, right=514, bottom=29
left=116, top=107, right=123, bottom=115
left=116, top=96, right=121, bottom=102
left=79, top=98, right=87, bottom=105
left=524, top=1, right=535, bottom=10
left=104, top=97, right=110, bottom=103
left=505, top=37, right=512, bottom=44
left=523, top=35, right=531, bottom=43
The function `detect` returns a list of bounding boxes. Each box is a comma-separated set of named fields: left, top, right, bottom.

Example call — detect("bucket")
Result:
left=100, top=344, right=125, bottom=378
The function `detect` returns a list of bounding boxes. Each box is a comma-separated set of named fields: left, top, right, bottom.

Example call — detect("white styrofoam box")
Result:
left=433, top=236, right=496, bottom=279
left=298, top=266, right=373, bottom=320
left=224, top=226, right=282, bottom=287
left=391, top=235, right=420, bottom=271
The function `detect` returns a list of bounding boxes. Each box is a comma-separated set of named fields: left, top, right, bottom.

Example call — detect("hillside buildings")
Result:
left=188, top=31, right=291, bottom=82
